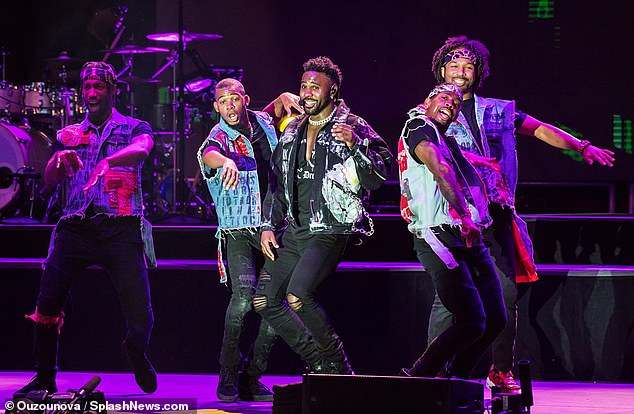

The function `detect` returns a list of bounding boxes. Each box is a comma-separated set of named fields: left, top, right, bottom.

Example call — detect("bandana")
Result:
left=441, top=48, right=478, bottom=66
left=427, top=83, right=463, bottom=101
left=80, top=61, right=118, bottom=85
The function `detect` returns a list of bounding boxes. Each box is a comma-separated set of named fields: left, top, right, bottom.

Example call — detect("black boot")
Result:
left=323, top=349, right=354, bottom=375
left=238, top=372, right=273, bottom=402
left=122, top=341, right=157, bottom=393
left=216, top=367, right=238, bottom=402
left=14, top=324, right=59, bottom=399
left=13, top=376, right=57, bottom=400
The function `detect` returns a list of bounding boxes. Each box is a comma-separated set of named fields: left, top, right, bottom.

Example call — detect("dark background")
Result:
left=2, top=0, right=633, bottom=185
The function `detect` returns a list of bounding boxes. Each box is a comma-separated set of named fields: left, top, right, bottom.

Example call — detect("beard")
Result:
left=302, top=95, right=332, bottom=116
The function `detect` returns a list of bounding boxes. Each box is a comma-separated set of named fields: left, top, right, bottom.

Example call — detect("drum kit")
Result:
left=0, top=29, right=243, bottom=223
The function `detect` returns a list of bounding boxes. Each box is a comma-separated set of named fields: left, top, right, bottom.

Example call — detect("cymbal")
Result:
left=46, top=51, right=81, bottom=64
left=102, top=45, right=170, bottom=54
left=146, top=31, right=222, bottom=43
left=118, top=75, right=161, bottom=85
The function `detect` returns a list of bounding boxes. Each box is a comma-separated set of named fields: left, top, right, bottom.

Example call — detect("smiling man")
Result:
left=398, top=83, right=506, bottom=379
left=427, top=36, right=615, bottom=392
left=254, top=56, right=392, bottom=375
left=15, top=61, right=158, bottom=398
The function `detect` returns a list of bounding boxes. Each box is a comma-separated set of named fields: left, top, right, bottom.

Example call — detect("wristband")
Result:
left=578, top=139, right=591, bottom=155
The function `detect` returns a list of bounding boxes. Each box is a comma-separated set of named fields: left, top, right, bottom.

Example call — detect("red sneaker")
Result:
left=486, top=366, right=521, bottom=392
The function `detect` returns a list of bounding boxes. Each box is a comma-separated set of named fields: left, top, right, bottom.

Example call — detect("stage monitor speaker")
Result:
left=301, top=374, right=484, bottom=414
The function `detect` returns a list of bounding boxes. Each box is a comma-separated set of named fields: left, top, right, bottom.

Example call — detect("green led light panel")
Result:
left=529, top=0, right=554, bottom=19
left=613, top=114, right=633, bottom=155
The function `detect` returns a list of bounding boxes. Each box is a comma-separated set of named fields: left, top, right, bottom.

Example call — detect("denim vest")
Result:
left=197, top=110, right=277, bottom=283
left=446, top=95, right=535, bottom=265
left=57, top=109, right=147, bottom=218
left=398, top=110, right=490, bottom=233
left=197, top=110, right=277, bottom=230
left=446, top=95, right=518, bottom=206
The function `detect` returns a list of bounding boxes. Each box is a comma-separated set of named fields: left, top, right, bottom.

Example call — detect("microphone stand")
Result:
left=174, top=0, right=187, bottom=213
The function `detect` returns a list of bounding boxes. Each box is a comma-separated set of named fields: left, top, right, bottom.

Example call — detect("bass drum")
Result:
left=0, top=124, right=53, bottom=216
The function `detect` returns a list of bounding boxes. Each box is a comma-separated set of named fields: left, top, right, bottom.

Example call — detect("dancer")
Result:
left=198, top=78, right=301, bottom=402
left=398, top=83, right=507, bottom=378
left=255, top=56, right=392, bottom=374
left=15, top=61, right=157, bottom=397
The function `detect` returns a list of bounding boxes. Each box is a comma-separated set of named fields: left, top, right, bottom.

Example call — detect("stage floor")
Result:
left=2, top=371, right=634, bottom=413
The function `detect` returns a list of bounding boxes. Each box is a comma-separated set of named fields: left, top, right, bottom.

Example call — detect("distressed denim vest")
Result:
left=197, top=110, right=277, bottom=282
left=57, top=109, right=147, bottom=218
left=51, top=109, right=156, bottom=268
left=446, top=95, right=535, bottom=263
left=398, top=111, right=490, bottom=231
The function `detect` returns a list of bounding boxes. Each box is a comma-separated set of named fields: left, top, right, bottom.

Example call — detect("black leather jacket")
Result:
left=262, top=101, right=392, bottom=235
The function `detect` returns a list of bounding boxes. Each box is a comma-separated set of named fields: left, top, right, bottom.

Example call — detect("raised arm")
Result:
left=262, top=92, right=303, bottom=123
left=518, top=114, right=615, bottom=167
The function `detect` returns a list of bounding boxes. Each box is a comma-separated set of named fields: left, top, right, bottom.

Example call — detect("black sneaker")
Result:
left=122, top=342, right=157, bottom=394
left=238, top=372, right=273, bottom=402
left=306, top=360, right=324, bottom=374
left=217, top=368, right=238, bottom=402
left=13, top=376, right=58, bottom=400
left=323, top=360, right=354, bottom=375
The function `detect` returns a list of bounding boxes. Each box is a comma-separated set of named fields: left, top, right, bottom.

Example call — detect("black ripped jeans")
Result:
left=255, top=226, right=349, bottom=366
left=221, top=229, right=276, bottom=377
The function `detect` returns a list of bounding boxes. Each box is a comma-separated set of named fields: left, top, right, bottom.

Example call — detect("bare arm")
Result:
left=518, top=115, right=615, bottom=166
left=262, top=92, right=303, bottom=122
left=415, top=140, right=480, bottom=247
left=201, top=145, right=239, bottom=190
left=44, top=150, right=84, bottom=187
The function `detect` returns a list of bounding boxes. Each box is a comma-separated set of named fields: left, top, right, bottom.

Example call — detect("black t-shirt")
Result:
left=292, top=122, right=315, bottom=237
left=404, top=118, right=443, bottom=164
left=248, top=115, right=273, bottom=204
left=461, top=98, right=483, bottom=150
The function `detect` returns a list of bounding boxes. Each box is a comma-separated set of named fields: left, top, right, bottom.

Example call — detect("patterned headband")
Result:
left=441, top=48, right=478, bottom=66
left=427, top=83, right=463, bottom=101
left=80, top=61, right=118, bottom=85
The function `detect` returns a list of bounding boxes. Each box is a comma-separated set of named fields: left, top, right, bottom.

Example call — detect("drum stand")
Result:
left=56, top=65, right=75, bottom=129
left=0, top=169, right=43, bottom=222
left=146, top=24, right=209, bottom=223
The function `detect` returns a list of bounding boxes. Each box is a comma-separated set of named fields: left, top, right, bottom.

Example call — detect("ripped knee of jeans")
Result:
left=286, top=293, right=302, bottom=312
left=25, top=307, right=65, bottom=333
left=253, top=294, right=268, bottom=312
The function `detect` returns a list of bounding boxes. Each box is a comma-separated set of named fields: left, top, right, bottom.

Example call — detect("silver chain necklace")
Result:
left=308, top=109, right=335, bottom=127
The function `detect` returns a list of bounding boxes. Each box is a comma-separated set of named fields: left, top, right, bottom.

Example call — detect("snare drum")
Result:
left=22, top=82, right=57, bottom=115
left=0, top=82, right=24, bottom=115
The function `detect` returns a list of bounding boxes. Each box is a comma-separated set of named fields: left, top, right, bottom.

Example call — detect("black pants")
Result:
left=255, top=226, right=348, bottom=365
left=428, top=203, right=527, bottom=372
left=220, top=229, right=276, bottom=377
left=34, top=215, right=153, bottom=379
left=409, top=225, right=506, bottom=378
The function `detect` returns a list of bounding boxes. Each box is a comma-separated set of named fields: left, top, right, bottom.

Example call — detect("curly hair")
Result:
left=303, top=56, right=343, bottom=88
left=431, top=36, right=491, bottom=89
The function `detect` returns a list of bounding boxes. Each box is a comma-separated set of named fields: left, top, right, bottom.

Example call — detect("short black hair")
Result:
left=302, top=56, right=342, bottom=88
left=431, top=36, right=491, bottom=90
